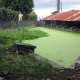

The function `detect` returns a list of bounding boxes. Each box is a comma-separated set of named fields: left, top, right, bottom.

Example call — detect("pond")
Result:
left=23, top=27, right=80, bottom=68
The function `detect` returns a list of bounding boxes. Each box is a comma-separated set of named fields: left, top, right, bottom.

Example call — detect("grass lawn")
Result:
left=23, top=27, right=80, bottom=68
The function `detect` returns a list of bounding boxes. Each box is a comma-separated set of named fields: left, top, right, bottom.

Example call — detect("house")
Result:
left=43, top=10, right=80, bottom=29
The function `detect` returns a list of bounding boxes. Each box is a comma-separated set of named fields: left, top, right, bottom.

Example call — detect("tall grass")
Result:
left=0, top=27, right=48, bottom=43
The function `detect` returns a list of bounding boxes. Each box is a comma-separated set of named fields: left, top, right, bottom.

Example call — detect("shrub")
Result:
left=0, top=7, right=18, bottom=21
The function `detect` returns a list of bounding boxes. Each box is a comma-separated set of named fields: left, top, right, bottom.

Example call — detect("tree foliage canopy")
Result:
left=51, top=11, right=58, bottom=14
left=0, top=7, right=18, bottom=21
left=28, top=12, right=37, bottom=20
left=0, top=0, right=34, bottom=13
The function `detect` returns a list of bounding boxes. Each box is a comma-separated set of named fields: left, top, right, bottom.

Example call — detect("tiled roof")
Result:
left=43, top=10, right=80, bottom=21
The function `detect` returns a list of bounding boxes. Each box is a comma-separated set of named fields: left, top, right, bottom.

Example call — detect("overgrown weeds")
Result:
left=0, top=49, right=56, bottom=80
left=0, top=27, right=48, bottom=43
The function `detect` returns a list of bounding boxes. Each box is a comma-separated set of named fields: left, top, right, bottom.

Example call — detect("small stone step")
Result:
left=14, top=42, right=36, bottom=54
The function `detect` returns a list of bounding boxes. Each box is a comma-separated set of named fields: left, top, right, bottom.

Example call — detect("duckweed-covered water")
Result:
left=23, top=27, right=80, bottom=68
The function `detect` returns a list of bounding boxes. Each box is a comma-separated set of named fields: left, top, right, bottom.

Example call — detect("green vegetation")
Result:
left=0, top=27, right=48, bottom=43
left=0, top=50, right=55, bottom=80
left=0, top=7, right=18, bottom=21
left=28, top=12, right=37, bottom=20
left=0, top=0, right=34, bottom=20
left=51, top=11, right=58, bottom=14
left=0, top=0, right=34, bottom=13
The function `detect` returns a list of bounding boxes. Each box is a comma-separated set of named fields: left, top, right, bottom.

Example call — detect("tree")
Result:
left=51, top=11, right=58, bottom=14
left=0, top=0, right=34, bottom=14
left=0, top=7, right=18, bottom=21
left=28, top=12, right=37, bottom=20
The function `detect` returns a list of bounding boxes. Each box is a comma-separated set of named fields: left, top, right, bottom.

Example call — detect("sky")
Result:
left=33, top=0, right=80, bottom=20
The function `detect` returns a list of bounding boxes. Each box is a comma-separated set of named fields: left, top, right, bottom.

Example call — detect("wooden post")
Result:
left=51, top=20, right=52, bottom=27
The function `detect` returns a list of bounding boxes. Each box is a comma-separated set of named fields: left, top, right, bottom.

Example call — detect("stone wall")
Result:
left=0, top=20, right=45, bottom=29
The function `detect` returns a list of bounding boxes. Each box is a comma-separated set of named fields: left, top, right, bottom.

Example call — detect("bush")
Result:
left=0, top=7, right=18, bottom=21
